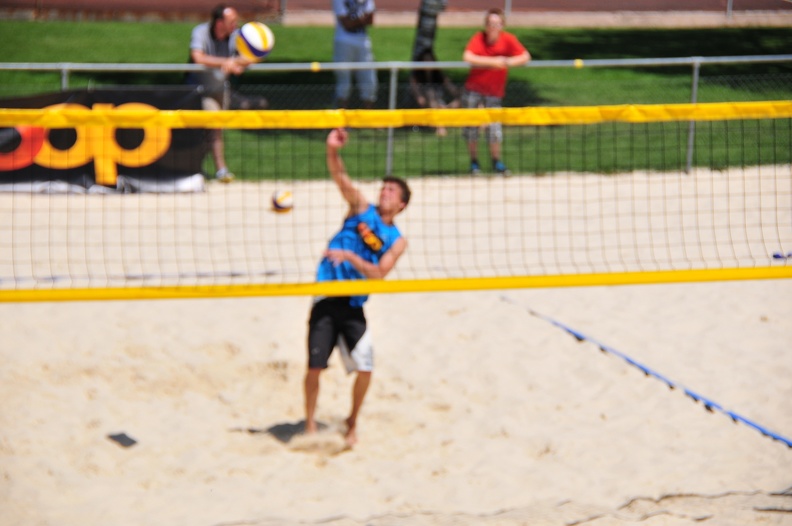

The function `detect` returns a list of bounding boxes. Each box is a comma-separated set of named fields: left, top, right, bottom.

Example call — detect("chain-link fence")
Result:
left=234, top=71, right=792, bottom=109
left=2, top=56, right=791, bottom=107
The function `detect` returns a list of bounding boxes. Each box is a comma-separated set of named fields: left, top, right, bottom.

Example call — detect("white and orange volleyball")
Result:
left=235, top=22, right=275, bottom=62
left=271, top=189, right=293, bottom=213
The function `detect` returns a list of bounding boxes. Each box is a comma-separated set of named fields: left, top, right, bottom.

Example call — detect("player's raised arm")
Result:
left=326, top=129, right=368, bottom=216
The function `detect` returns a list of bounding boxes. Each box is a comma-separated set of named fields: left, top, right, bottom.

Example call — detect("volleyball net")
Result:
left=1, top=100, right=791, bottom=302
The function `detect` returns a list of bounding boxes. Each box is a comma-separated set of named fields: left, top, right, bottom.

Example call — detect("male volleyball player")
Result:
left=462, top=8, right=530, bottom=175
left=304, top=128, right=410, bottom=447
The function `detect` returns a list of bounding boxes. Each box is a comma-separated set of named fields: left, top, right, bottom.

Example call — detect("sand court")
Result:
left=1, top=278, right=790, bottom=525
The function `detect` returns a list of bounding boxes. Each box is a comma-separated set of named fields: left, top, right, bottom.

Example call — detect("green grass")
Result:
left=228, top=119, right=791, bottom=180
left=2, top=21, right=790, bottom=100
left=1, top=20, right=790, bottom=178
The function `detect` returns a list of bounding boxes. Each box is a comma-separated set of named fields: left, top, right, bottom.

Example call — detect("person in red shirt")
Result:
left=462, top=8, right=530, bottom=175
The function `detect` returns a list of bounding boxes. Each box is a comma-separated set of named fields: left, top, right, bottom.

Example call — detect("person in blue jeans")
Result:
left=332, top=0, right=377, bottom=109
left=304, top=128, right=411, bottom=447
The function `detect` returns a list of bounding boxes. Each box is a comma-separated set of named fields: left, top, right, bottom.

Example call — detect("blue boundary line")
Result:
left=501, top=295, right=792, bottom=449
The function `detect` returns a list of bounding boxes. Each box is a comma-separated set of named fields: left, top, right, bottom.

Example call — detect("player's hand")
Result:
left=327, top=128, right=349, bottom=150
left=222, top=58, right=247, bottom=76
left=324, top=248, right=347, bottom=266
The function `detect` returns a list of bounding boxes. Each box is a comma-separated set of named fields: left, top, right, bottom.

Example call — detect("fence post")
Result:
left=685, top=58, right=701, bottom=174
left=385, top=66, right=399, bottom=176
left=60, top=67, right=69, bottom=91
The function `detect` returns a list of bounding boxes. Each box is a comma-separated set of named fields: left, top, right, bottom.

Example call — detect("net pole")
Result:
left=385, top=66, right=398, bottom=176
left=685, top=59, right=701, bottom=174
left=60, top=67, right=69, bottom=91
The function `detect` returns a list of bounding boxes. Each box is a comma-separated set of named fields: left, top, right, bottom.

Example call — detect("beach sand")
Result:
left=1, top=169, right=791, bottom=525
left=1, top=281, right=790, bottom=525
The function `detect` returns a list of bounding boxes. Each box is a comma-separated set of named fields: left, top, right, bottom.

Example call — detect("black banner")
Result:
left=0, top=87, right=207, bottom=193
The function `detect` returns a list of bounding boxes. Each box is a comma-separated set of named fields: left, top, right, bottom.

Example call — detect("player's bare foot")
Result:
left=344, top=416, right=358, bottom=448
left=304, top=420, right=318, bottom=434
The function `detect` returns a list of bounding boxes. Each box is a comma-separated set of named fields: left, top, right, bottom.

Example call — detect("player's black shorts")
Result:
left=307, top=297, right=372, bottom=372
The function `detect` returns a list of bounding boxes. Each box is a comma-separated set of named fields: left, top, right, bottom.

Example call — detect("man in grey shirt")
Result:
left=187, top=5, right=248, bottom=183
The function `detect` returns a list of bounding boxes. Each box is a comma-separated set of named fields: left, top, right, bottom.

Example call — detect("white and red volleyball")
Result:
left=235, top=22, right=275, bottom=62
left=271, top=189, right=293, bottom=213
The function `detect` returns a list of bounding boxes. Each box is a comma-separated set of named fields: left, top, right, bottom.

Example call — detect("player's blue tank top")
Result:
left=317, top=204, right=402, bottom=308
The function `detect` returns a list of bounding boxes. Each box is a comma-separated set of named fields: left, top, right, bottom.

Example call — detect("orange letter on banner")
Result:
left=34, top=103, right=94, bottom=170
left=90, top=103, right=172, bottom=186
left=0, top=125, right=46, bottom=171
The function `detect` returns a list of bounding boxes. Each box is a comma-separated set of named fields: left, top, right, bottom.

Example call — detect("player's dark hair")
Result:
left=211, top=4, right=228, bottom=26
left=383, top=176, right=411, bottom=207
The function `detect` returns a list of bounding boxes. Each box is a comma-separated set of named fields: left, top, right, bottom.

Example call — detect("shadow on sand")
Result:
left=229, top=420, right=330, bottom=444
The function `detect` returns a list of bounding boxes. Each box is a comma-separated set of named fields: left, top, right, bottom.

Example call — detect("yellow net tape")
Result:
left=1, top=100, right=791, bottom=129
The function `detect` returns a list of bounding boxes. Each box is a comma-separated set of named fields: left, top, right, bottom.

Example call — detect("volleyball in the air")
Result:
left=235, top=21, right=275, bottom=62
left=271, top=189, right=293, bottom=213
